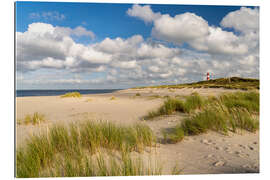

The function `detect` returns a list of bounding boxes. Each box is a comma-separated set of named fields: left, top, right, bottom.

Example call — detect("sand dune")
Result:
left=16, top=88, right=259, bottom=174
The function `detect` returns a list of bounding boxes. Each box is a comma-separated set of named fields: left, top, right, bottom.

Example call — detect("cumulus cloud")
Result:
left=220, top=7, right=259, bottom=33
left=152, top=13, right=209, bottom=44
left=128, top=5, right=259, bottom=57
left=126, top=4, right=161, bottom=23
left=95, top=35, right=143, bottom=54
left=29, top=11, right=66, bottom=21
left=188, top=26, right=249, bottom=55
left=55, top=26, right=95, bottom=39
left=16, top=23, right=107, bottom=72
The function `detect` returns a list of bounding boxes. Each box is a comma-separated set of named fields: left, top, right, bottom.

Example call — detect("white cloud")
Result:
left=126, top=4, right=161, bottom=23
left=111, top=60, right=138, bottom=69
left=220, top=7, right=259, bottom=33
left=16, top=23, right=107, bottom=72
left=95, top=35, right=143, bottom=54
left=137, top=43, right=180, bottom=59
left=29, top=11, right=66, bottom=21
left=188, top=26, right=249, bottom=55
left=128, top=5, right=259, bottom=56
left=152, top=13, right=209, bottom=44
left=148, top=66, right=160, bottom=73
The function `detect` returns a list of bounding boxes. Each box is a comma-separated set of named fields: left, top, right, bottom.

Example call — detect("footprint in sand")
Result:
left=242, top=164, right=251, bottom=169
left=248, top=146, right=254, bottom=150
left=253, top=141, right=258, bottom=145
left=205, top=154, right=214, bottom=159
left=235, top=151, right=244, bottom=157
left=239, top=144, right=246, bottom=149
left=214, top=146, right=223, bottom=150
left=201, top=139, right=212, bottom=145
left=213, top=161, right=226, bottom=167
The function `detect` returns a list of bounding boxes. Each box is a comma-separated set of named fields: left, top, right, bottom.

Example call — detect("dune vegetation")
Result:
left=60, top=92, right=81, bottom=98
left=16, top=120, right=179, bottom=177
left=134, top=77, right=259, bottom=90
left=144, top=92, right=204, bottom=120
left=150, top=91, right=260, bottom=143
left=17, top=112, right=46, bottom=125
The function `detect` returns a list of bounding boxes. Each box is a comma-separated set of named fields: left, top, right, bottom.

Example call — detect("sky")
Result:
left=15, top=2, right=259, bottom=90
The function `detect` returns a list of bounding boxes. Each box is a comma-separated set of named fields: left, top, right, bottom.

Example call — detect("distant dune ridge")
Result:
left=133, top=77, right=259, bottom=90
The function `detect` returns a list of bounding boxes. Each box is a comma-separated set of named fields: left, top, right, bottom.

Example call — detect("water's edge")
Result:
left=16, top=89, right=122, bottom=97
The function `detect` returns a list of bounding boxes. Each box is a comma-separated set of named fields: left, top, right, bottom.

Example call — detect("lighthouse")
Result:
left=207, top=72, right=210, bottom=81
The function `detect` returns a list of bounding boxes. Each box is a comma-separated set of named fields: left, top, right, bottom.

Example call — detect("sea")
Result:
left=16, top=89, right=122, bottom=97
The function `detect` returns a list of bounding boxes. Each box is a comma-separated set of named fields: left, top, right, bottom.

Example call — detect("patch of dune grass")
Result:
left=144, top=98, right=185, bottom=120
left=40, top=151, right=163, bottom=177
left=135, top=93, right=141, bottom=96
left=16, top=120, right=158, bottom=177
left=183, top=92, right=204, bottom=113
left=86, top=98, right=93, bottom=102
left=144, top=93, right=204, bottom=120
left=147, top=95, right=162, bottom=100
left=163, top=100, right=259, bottom=143
left=17, top=112, right=45, bottom=125
left=61, top=92, right=81, bottom=98
left=219, top=91, right=259, bottom=113
left=110, top=96, right=116, bottom=100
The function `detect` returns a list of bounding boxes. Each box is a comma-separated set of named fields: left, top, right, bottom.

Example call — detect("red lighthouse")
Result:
left=207, top=72, right=210, bottom=81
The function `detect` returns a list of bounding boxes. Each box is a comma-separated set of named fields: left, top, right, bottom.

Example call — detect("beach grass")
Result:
left=144, top=98, right=185, bottom=120
left=40, top=151, right=164, bottom=177
left=61, top=92, right=81, bottom=98
left=86, top=98, right=93, bottom=102
left=162, top=92, right=259, bottom=143
left=17, top=112, right=45, bottom=125
left=16, top=120, right=160, bottom=177
left=110, top=96, right=116, bottom=100
left=144, top=93, right=205, bottom=120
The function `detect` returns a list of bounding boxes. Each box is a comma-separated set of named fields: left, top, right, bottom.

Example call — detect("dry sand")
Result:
left=16, top=88, right=259, bottom=174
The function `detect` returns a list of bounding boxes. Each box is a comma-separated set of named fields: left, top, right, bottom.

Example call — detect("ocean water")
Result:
left=16, top=89, right=122, bottom=97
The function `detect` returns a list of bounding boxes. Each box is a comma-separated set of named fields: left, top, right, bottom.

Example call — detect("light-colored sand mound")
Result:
left=16, top=88, right=259, bottom=174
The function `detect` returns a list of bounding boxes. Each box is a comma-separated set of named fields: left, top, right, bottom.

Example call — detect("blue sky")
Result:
left=15, top=2, right=259, bottom=89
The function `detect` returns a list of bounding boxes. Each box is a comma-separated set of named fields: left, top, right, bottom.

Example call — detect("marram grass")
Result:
left=17, top=112, right=45, bottom=125
left=60, top=92, right=81, bottom=98
left=162, top=92, right=259, bottom=143
left=144, top=93, right=205, bottom=120
left=16, top=120, right=163, bottom=178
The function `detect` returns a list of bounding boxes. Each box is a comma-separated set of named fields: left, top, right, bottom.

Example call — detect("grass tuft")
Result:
left=61, top=92, right=81, bottom=98
left=110, top=96, right=116, bottom=100
left=144, top=98, right=185, bottom=120
left=144, top=93, right=204, bottom=120
left=17, top=112, right=45, bottom=125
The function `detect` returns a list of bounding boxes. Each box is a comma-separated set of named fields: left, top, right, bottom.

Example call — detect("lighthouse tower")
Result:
left=207, top=72, right=210, bottom=81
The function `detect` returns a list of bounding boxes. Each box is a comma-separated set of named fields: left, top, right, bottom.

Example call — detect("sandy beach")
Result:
left=16, top=88, right=259, bottom=174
